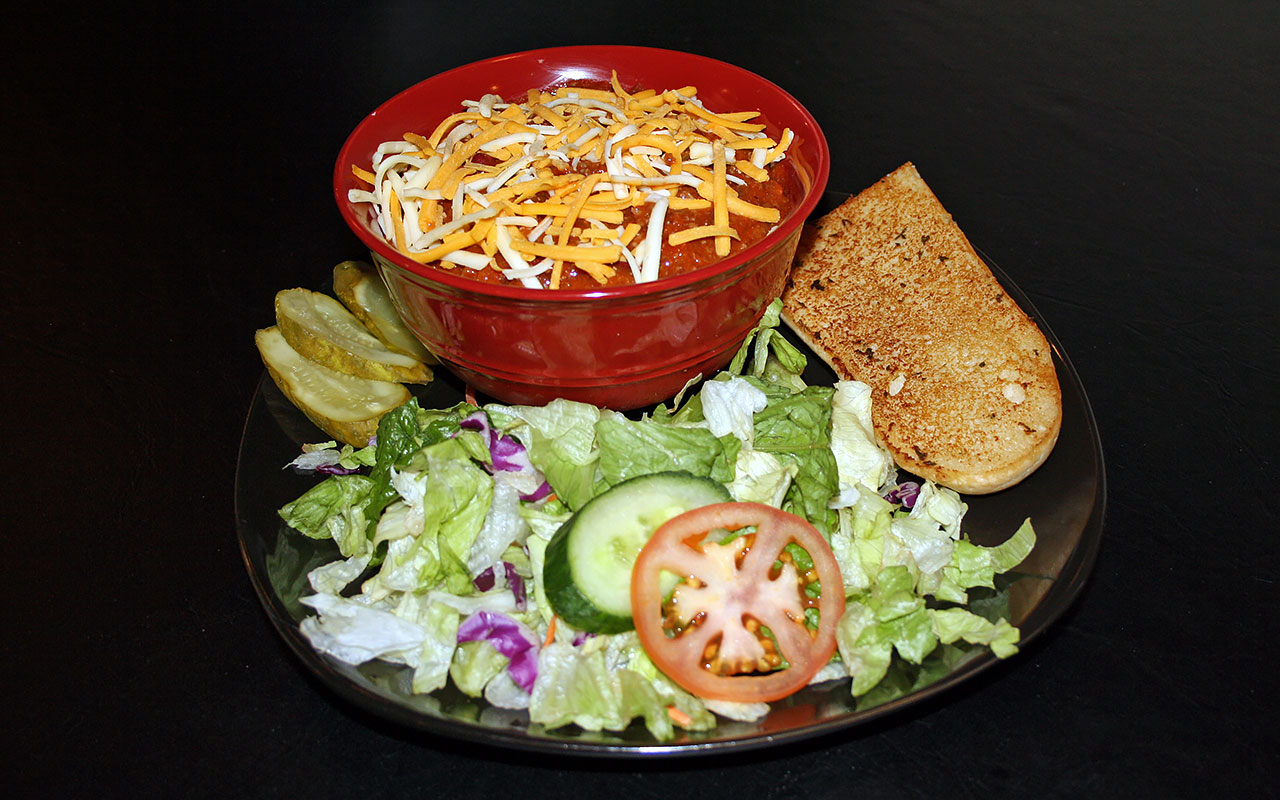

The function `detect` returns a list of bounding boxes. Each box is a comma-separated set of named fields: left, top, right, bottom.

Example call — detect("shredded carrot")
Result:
left=666, top=705, right=693, bottom=727
left=543, top=616, right=559, bottom=647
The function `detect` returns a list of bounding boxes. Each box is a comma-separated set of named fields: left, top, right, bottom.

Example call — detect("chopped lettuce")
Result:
left=451, top=639, right=510, bottom=698
left=307, top=552, right=371, bottom=595
left=596, top=412, right=736, bottom=485
left=359, top=438, right=492, bottom=597
left=946, top=518, right=1037, bottom=592
left=455, top=611, right=540, bottom=693
left=726, top=447, right=798, bottom=506
left=467, top=470, right=533, bottom=578
left=278, top=299, right=1038, bottom=740
left=279, top=474, right=376, bottom=558
left=727, top=299, right=807, bottom=382
left=700, top=375, right=768, bottom=441
left=299, top=592, right=426, bottom=666
left=931, top=607, right=1021, bottom=658
left=486, top=399, right=601, bottom=511
left=405, top=597, right=462, bottom=694
left=752, top=386, right=840, bottom=536
left=829, top=380, right=895, bottom=500
left=838, top=565, right=936, bottom=695
left=529, top=637, right=715, bottom=739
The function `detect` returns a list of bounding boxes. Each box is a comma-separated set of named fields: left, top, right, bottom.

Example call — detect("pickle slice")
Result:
left=255, top=326, right=409, bottom=446
left=274, top=288, right=432, bottom=384
left=332, top=261, right=436, bottom=364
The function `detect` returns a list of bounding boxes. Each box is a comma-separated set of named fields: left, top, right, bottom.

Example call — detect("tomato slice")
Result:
left=629, top=502, right=844, bottom=703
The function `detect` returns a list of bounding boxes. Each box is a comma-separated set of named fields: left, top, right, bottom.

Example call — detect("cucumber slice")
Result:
left=543, top=471, right=731, bottom=633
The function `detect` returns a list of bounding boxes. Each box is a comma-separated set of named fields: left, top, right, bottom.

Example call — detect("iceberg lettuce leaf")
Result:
left=699, top=375, right=768, bottom=442
left=726, top=447, right=798, bottom=506
left=451, top=640, right=510, bottom=697
left=279, top=474, right=376, bottom=558
left=752, top=386, right=839, bottom=536
left=931, top=607, right=1021, bottom=658
left=946, top=518, right=1037, bottom=591
left=488, top=400, right=602, bottom=511
left=595, top=413, right=732, bottom=485
left=728, top=299, right=807, bottom=380
left=298, top=592, right=425, bottom=665
left=839, top=565, right=942, bottom=695
left=829, top=381, right=895, bottom=499
left=529, top=642, right=626, bottom=732
left=529, top=639, right=713, bottom=740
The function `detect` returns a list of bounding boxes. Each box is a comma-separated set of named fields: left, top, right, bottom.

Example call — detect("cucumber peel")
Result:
left=543, top=471, right=731, bottom=633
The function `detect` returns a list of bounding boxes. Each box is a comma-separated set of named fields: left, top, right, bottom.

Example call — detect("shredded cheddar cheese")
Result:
left=668, top=224, right=740, bottom=246
left=349, top=72, right=795, bottom=288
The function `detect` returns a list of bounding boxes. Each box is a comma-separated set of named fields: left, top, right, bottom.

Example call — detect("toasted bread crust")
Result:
left=782, top=163, right=1061, bottom=494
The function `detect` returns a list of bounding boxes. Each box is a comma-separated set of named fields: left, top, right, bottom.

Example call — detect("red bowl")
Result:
left=334, top=45, right=829, bottom=409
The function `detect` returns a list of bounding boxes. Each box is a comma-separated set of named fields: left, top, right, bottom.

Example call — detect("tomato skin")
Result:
left=629, top=502, right=845, bottom=703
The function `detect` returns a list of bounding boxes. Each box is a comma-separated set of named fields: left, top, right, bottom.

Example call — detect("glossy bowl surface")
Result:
left=334, top=45, right=829, bottom=409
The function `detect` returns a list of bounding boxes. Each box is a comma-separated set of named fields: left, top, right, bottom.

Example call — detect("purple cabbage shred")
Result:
left=885, top=481, right=921, bottom=508
left=316, top=463, right=361, bottom=476
left=504, top=562, right=527, bottom=611
left=522, top=481, right=553, bottom=502
left=472, top=566, right=496, bottom=592
left=456, top=610, right=539, bottom=692
left=470, top=562, right=527, bottom=611
left=460, top=412, right=539, bottom=476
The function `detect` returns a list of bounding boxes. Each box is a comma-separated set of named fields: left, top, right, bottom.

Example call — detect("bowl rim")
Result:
left=333, top=44, right=831, bottom=301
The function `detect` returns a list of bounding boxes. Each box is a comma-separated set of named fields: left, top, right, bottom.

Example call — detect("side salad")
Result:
left=278, top=300, right=1035, bottom=740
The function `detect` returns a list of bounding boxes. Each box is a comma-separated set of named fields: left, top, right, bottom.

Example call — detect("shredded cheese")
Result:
left=711, top=140, right=730, bottom=257
left=668, top=225, right=740, bottom=246
left=351, top=72, right=796, bottom=288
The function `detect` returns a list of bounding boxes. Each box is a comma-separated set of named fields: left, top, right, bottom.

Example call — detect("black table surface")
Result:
left=6, top=2, right=1276, bottom=796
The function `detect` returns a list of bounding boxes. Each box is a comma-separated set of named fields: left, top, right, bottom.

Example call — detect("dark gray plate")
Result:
left=235, top=194, right=1105, bottom=757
